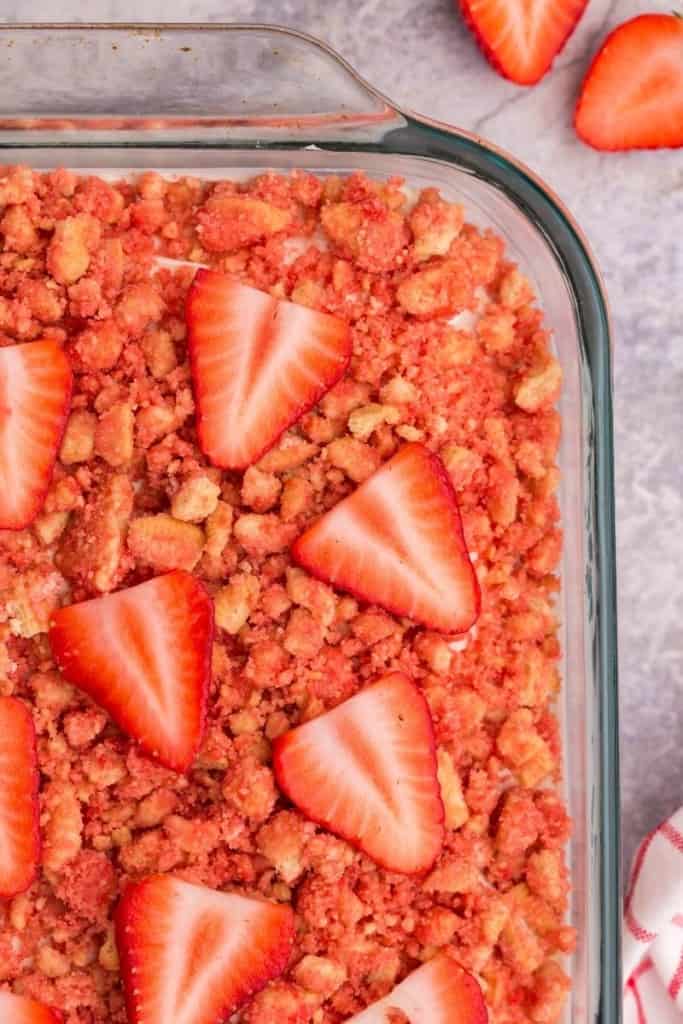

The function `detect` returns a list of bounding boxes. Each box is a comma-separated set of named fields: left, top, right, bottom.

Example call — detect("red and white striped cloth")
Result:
left=624, top=807, right=683, bottom=1023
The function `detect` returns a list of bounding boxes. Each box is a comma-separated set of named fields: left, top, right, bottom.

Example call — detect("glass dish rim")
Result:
left=0, top=22, right=613, bottom=323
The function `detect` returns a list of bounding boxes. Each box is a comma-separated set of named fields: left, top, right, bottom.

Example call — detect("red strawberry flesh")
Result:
left=273, top=672, right=445, bottom=874
left=0, top=696, right=41, bottom=898
left=459, top=0, right=588, bottom=85
left=48, top=570, right=213, bottom=772
left=347, top=954, right=488, bottom=1022
left=575, top=14, right=683, bottom=151
left=0, top=991, right=63, bottom=1024
left=293, top=442, right=480, bottom=634
left=115, top=874, right=294, bottom=1024
left=0, top=338, right=72, bottom=529
left=187, top=270, right=351, bottom=469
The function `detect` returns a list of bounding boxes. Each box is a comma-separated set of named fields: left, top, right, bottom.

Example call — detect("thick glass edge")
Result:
left=387, top=117, right=621, bottom=1023
left=0, top=23, right=405, bottom=138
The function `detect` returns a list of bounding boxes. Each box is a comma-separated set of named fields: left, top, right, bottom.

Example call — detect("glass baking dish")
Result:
left=0, top=22, right=620, bottom=1024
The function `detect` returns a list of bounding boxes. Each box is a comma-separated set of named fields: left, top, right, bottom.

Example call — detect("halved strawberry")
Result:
left=48, top=571, right=213, bottom=772
left=0, top=697, right=40, bottom=897
left=273, top=672, right=444, bottom=874
left=115, top=875, right=294, bottom=1024
left=459, top=0, right=588, bottom=86
left=0, top=339, right=72, bottom=529
left=293, top=442, right=480, bottom=634
left=186, top=269, right=351, bottom=470
left=347, top=954, right=488, bottom=1022
left=575, top=14, right=683, bottom=151
left=0, top=991, right=63, bottom=1024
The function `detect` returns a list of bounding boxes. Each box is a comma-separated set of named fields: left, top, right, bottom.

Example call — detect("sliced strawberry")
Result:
left=347, top=954, right=488, bottom=1022
left=292, top=442, right=479, bottom=634
left=187, top=269, right=351, bottom=470
left=273, top=672, right=444, bottom=874
left=575, top=14, right=683, bottom=151
left=0, top=339, right=72, bottom=529
left=115, top=875, right=294, bottom=1024
left=0, top=991, right=63, bottom=1024
left=0, top=697, right=40, bottom=897
left=459, top=0, right=588, bottom=86
left=48, top=570, right=213, bottom=772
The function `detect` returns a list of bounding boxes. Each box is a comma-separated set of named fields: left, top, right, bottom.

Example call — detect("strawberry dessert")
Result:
left=0, top=166, right=571, bottom=1024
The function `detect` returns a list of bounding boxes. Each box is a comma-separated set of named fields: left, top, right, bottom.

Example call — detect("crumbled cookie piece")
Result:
left=56, top=474, right=134, bottom=593
left=127, top=514, right=204, bottom=573
left=60, top=410, right=97, bottom=465
left=171, top=475, right=221, bottom=523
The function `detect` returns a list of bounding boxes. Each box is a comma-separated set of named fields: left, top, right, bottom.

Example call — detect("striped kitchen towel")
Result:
left=624, top=807, right=683, bottom=1023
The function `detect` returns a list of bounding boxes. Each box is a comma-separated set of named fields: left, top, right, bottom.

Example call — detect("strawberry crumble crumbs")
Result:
left=0, top=165, right=570, bottom=1024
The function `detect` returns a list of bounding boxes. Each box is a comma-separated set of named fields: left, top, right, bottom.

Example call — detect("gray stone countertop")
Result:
left=4, top=0, right=683, bottom=877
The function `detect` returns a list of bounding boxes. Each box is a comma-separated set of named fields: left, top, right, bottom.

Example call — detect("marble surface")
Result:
left=4, top=0, right=683, bottom=875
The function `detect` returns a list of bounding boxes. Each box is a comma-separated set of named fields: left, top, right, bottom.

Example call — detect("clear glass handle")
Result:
left=0, top=23, right=405, bottom=145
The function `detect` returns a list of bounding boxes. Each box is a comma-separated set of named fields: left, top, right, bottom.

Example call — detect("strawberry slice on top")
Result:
left=293, top=442, right=480, bottom=635
left=0, top=697, right=40, bottom=898
left=0, top=991, right=63, bottom=1024
left=273, top=672, right=444, bottom=874
left=186, top=269, right=351, bottom=470
left=575, top=14, right=683, bottom=151
left=49, top=570, right=213, bottom=772
left=347, top=955, right=488, bottom=1023
left=115, top=875, right=294, bottom=1024
left=0, top=338, right=72, bottom=529
left=459, top=0, right=588, bottom=86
